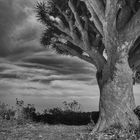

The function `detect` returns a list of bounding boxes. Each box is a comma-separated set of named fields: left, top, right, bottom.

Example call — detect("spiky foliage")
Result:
left=36, top=0, right=104, bottom=65
left=36, top=0, right=140, bottom=80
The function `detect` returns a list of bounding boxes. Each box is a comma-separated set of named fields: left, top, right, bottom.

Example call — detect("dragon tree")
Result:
left=36, top=0, right=140, bottom=134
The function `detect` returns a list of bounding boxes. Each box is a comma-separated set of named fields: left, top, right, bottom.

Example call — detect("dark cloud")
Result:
left=0, top=0, right=43, bottom=57
left=15, top=26, right=39, bottom=42
left=0, top=51, right=96, bottom=84
left=22, top=53, right=96, bottom=75
left=0, top=0, right=26, bottom=55
left=0, top=73, right=20, bottom=79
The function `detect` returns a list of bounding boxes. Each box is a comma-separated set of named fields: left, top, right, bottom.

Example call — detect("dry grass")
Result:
left=0, top=119, right=140, bottom=140
left=0, top=119, right=89, bottom=140
left=88, top=125, right=140, bottom=140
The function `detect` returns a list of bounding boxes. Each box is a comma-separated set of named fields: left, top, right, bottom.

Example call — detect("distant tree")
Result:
left=15, top=98, right=25, bottom=124
left=23, top=104, right=36, bottom=121
left=36, top=0, right=140, bottom=134
left=63, top=100, right=81, bottom=112
left=0, top=102, right=8, bottom=119
left=48, top=107, right=63, bottom=115
left=0, top=101, right=15, bottom=120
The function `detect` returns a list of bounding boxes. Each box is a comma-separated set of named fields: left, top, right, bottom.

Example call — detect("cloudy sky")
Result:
left=0, top=0, right=139, bottom=112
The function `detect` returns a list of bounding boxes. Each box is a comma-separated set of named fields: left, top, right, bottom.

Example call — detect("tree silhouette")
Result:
left=36, top=0, right=140, bottom=134
left=63, top=100, right=81, bottom=112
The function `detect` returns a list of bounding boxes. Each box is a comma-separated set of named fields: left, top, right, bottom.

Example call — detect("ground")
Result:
left=0, top=119, right=89, bottom=140
left=0, top=119, right=140, bottom=140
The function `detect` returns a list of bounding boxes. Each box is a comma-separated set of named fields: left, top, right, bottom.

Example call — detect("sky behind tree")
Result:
left=0, top=0, right=139, bottom=112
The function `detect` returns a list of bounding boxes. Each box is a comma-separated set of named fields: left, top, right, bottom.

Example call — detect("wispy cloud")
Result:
left=0, top=51, right=99, bottom=111
left=0, top=51, right=139, bottom=111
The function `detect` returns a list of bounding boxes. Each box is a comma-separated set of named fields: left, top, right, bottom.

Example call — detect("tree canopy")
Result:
left=36, top=0, right=140, bottom=78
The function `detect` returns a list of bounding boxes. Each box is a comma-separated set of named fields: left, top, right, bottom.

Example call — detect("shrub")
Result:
left=23, top=104, right=36, bottom=121
left=62, top=100, right=81, bottom=112
left=0, top=101, right=15, bottom=120
left=15, top=99, right=36, bottom=124
left=15, top=98, right=25, bottom=125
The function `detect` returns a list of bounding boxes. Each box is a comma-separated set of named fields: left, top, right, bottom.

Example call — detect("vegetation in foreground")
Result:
left=0, top=100, right=91, bottom=140
left=0, top=99, right=140, bottom=140
left=0, top=119, right=89, bottom=140
left=0, top=99, right=99, bottom=125
left=1, top=119, right=140, bottom=140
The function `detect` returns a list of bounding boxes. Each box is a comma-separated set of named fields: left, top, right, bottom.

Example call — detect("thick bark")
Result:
left=92, top=53, right=140, bottom=134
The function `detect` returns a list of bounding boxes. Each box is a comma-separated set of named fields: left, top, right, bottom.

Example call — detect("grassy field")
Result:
left=1, top=119, right=140, bottom=140
left=0, top=119, right=90, bottom=140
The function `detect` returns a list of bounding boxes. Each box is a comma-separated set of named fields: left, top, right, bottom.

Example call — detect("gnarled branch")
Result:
left=68, top=0, right=84, bottom=32
left=56, top=43, right=96, bottom=65
left=105, top=0, right=120, bottom=32
left=85, top=0, right=104, bottom=36
left=87, top=49, right=107, bottom=71
left=69, top=0, right=106, bottom=70
left=69, top=0, right=91, bottom=51
left=88, top=0, right=105, bottom=24
left=54, top=20, right=70, bottom=35
left=122, top=9, right=140, bottom=42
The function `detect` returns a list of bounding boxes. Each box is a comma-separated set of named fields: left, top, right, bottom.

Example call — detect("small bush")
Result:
left=15, top=99, right=36, bottom=124
left=0, top=101, right=15, bottom=120
left=62, top=100, right=81, bottom=112
left=23, top=104, right=36, bottom=121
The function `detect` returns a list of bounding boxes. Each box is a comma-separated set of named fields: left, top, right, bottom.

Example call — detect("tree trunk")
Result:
left=92, top=53, right=140, bottom=133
